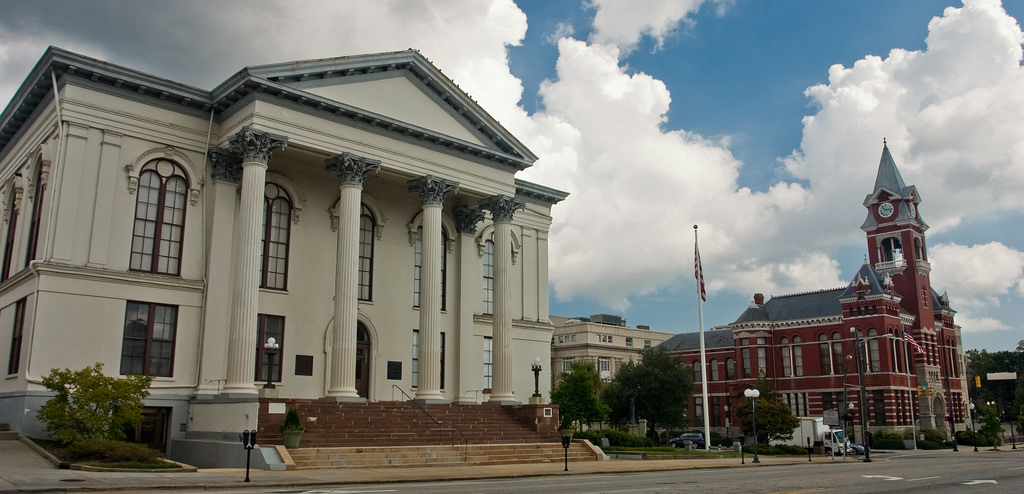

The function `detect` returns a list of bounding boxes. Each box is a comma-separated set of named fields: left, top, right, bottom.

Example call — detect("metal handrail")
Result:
left=391, top=385, right=468, bottom=452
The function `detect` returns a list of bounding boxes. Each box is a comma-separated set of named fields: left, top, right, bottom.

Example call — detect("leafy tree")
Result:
left=978, top=403, right=1003, bottom=446
left=733, top=374, right=800, bottom=445
left=602, top=346, right=693, bottom=442
left=550, top=360, right=610, bottom=429
left=37, top=363, right=152, bottom=444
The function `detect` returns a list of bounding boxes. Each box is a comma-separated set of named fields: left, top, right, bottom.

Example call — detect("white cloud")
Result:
left=587, top=0, right=706, bottom=52
left=929, top=241, right=1024, bottom=309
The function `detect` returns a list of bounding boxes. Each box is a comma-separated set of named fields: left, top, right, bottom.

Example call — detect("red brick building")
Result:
left=663, top=142, right=969, bottom=441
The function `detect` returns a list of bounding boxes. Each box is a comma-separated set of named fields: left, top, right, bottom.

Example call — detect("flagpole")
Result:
left=694, top=225, right=710, bottom=451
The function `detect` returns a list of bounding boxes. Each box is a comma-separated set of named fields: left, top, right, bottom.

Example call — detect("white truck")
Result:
left=781, top=417, right=847, bottom=455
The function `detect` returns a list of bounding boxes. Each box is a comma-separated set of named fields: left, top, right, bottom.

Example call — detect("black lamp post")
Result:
left=724, top=404, right=731, bottom=440
left=1006, top=405, right=1017, bottom=450
left=969, top=401, right=978, bottom=452
left=531, top=357, right=543, bottom=399
left=850, top=328, right=871, bottom=462
left=263, top=337, right=279, bottom=389
left=744, top=388, right=760, bottom=463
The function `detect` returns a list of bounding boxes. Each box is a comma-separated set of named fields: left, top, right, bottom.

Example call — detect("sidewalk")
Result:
left=0, top=439, right=855, bottom=493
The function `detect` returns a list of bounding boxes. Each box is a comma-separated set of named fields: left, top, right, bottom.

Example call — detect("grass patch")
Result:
left=76, top=459, right=182, bottom=469
left=35, top=439, right=181, bottom=469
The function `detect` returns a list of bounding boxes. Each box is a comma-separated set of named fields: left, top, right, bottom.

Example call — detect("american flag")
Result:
left=695, top=239, right=706, bottom=302
left=904, top=327, right=924, bottom=354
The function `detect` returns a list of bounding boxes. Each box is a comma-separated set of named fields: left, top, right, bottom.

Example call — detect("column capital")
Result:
left=408, top=175, right=459, bottom=206
left=325, top=152, right=381, bottom=186
left=479, top=194, right=525, bottom=223
left=228, top=126, right=288, bottom=164
left=454, top=206, right=484, bottom=234
left=208, top=147, right=242, bottom=183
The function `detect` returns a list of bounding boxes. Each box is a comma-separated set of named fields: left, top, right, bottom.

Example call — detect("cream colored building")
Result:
left=0, top=48, right=566, bottom=460
left=550, top=315, right=674, bottom=384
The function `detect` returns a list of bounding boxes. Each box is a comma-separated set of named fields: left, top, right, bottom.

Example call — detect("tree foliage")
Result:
left=966, top=342, right=1023, bottom=440
left=602, top=346, right=693, bottom=442
left=550, top=360, right=610, bottom=429
left=978, top=403, right=1003, bottom=445
left=36, top=363, right=152, bottom=444
left=732, top=374, right=800, bottom=445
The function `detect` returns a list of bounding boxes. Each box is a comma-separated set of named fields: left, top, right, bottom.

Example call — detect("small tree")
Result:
left=979, top=403, right=1003, bottom=446
left=551, top=360, right=610, bottom=429
left=733, top=374, right=800, bottom=445
left=37, top=363, right=152, bottom=444
left=602, top=346, right=693, bottom=442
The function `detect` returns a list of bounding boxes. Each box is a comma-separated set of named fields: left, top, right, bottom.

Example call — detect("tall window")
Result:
left=793, top=336, right=804, bottom=376
left=483, top=336, right=493, bottom=391
left=831, top=333, right=844, bottom=375
left=562, top=357, right=574, bottom=373
left=693, top=360, right=702, bottom=382
left=818, top=334, right=831, bottom=375
left=413, top=227, right=448, bottom=310
left=261, top=184, right=291, bottom=290
left=868, top=329, right=881, bottom=372
left=120, top=301, right=177, bottom=377
left=598, top=356, right=611, bottom=378
left=7, top=298, right=26, bottom=374
left=710, top=359, right=719, bottom=381
left=757, top=346, right=767, bottom=376
left=130, top=160, right=188, bottom=275
left=482, top=240, right=494, bottom=314
left=255, top=314, right=284, bottom=383
left=411, top=330, right=445, bottom=389
left=24, top=163, right=46, bottom=264
left=359, top=205, right=375, bottom=300
left=781, top=337, right=792, bottom=377
left=1, top=191, right=19, bottom=281
left=873, top=390, right=887, bottom=425
left=726, top=357, right=736, bottom=380
left=741, top=348, right=751, bottom=378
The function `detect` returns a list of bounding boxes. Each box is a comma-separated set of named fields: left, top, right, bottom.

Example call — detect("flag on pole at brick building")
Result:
left=695, top=235, right=706, bottom=302
left=904, top=326, right=924, bottom=353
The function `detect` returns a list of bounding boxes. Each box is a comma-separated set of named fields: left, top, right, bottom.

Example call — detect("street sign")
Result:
left=987, top=372, right=1017, bottom=380
left=823, top=410, right=840, bottom=426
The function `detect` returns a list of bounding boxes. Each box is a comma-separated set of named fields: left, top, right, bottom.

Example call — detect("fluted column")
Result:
left=408, top=176, right=459, bottom=402
left=222, top=126, right=287, bottom=396
left=479, top=195, right=524, bottom=403
left=324, top=152, right=380, bottom=400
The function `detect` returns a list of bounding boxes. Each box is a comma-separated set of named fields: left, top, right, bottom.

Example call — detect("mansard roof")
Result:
left=861, top=141, right=926, bottom=230
left=838, top=261, right=890, bottom=300
left=731, top=288, right=846, bottom=324
left=660, top=329, right=736, bottom=352
left=1, top=47, right=536, bottom=171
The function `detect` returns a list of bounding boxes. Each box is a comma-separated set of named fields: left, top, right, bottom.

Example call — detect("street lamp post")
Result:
left=744, top=388, right=760, bottom=464
left=262, top=337, right=279, bottom=389
left=969, top=401, right=978, bottom=452
left=850, top=328, right=871, bottom=462
left=724, top=404, right=731, bottom=440
left=531, top=357, right=543, bottom=399
left=1006, top=405, right=1017, bottom=450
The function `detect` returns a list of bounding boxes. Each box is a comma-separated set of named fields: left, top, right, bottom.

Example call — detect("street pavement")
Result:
left=0, top=438, right=885, bottom=493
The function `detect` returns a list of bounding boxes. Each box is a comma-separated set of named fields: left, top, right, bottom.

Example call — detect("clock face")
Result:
left=878, top=202, right=894, bottom=218
left=908, top=202, right=916, bottom=218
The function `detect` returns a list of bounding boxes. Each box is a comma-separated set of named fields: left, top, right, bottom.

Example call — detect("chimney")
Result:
left=753, top=293, right=764, bottom=305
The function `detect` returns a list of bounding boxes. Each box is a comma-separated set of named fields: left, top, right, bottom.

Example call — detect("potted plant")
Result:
left=280, top=408, right=306, bottom=449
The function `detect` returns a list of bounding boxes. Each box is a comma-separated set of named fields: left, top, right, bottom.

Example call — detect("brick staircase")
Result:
left=257, top=399, right=560, bottom=448
left=285, top=442, right=600, bottom=469
left=0, top=423, right=18, bottom=440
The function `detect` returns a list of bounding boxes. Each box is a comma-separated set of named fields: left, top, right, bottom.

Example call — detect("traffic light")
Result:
left=975, top=375, right=981, bottom=388
left=917, top=385, right=923, bottom=395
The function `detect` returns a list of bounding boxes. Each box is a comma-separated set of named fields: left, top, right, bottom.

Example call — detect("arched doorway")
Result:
left=355, top=323, right=371, bottom=398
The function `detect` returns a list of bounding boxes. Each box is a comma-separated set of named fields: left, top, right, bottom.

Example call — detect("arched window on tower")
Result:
left=880, top=237, right=903, bottom=262
left=914, top=237, right=924, bottom=261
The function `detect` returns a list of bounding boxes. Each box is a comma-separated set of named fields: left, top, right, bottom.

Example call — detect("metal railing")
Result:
left=391, top=385, right=468, bottom=452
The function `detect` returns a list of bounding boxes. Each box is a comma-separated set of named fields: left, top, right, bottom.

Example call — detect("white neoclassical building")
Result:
left=0, top=47, right=566, bottom=460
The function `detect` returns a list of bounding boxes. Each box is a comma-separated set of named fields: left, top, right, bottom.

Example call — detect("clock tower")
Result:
left=860, top=141, right=934, bottom=331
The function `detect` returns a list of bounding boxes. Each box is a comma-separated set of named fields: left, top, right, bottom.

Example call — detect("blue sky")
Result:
left=1, top=0, right=1022, bottom=352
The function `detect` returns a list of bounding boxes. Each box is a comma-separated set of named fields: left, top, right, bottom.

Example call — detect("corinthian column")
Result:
left=408, top=175, right=459, bottom=402
left=324, top=152, right=380, bottom=400
left=222, top=126, right=287, bottom=396
left=479, top=195, right=524, bottom=403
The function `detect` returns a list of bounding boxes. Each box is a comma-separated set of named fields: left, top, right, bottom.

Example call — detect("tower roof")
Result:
left=839, top=261, right=890, bottom=300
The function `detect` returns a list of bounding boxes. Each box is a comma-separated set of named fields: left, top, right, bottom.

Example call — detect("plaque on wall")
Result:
left=387, top=361, right=402, bottom=380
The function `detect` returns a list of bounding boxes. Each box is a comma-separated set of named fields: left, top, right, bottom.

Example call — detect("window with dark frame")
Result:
left=358, top=205, right=375, bottom=300
left=129, top=160, right=188, bottom=275
left=413, top=227, right=448, bottom=310
left=7, top=298, right=26, bottom=374
left=255, top=314, right=284, bottom=383
left=120, top=301, right=177, bottom=377
left=24, top=163, right=46, bottom=265
left=411, top=329, right=445, bottom=389
left=482, top=240, right=494, bottom=314
left=1, top=192, right=19, bottom=281
left=261, top=184, right=291, bottom=290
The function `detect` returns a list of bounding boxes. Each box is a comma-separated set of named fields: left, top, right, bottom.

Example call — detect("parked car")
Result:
left=844, top=442, right=865, bottom=455
left=669, top=432, right=706, bottom=449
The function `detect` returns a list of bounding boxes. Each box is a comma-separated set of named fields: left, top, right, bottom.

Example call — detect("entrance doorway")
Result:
left=125, top=407, right=170, bottom=453
left=355, top=323, right=371, bottom=398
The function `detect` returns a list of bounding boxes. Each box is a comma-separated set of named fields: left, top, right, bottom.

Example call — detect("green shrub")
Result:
left=67, top=440, right=160, bottom=462
left=282, top=408, right=306, bottom=432
left=917, top=440, right=943, bottom=450
left=36, top=363, right=153, bottom=444
left=872, top=428, right=903, bottom=440
left=870, top=438, right=906, bottom=450
left=921, top=427, right=948, bottom=443
left=743, top=444, right=805, bottom=455
left=578, top=429, right=652, bottom=447
left=956, top=430, right=988, bottom=447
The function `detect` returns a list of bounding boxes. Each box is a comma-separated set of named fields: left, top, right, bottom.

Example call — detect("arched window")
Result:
left=482, top=239, right=494, bottom=314
left=413, top=227, right=448, bottom=310
left=881, top=237, right=903, bottom=262
left=710, top=359, right=719, bottom=381
left=868, top=329, right=881, bottom=372
left=130, top=159, right=188, bottom=275
left=725, top=358, right=736, bottom=380
left=831, top=333, right=844, bottom=374
left=261, top=184, right=291, bottom=290
left=1, top=187, right=20, bottom=281
left=818, top=334, right=831, bottom=375
left=781, top=337, right=792, bottom=377
left=359, top=205, right=375, bottom=300
left=693, top=360, right=702, bottom=383
left=793, top=336, right=804, bottom=376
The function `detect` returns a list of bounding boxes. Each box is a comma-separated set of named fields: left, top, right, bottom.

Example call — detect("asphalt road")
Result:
left=150, top=448, right=1023, bottom=494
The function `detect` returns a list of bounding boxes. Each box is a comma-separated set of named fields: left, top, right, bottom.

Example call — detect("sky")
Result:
left=1, top=0, right=1022, bottom=353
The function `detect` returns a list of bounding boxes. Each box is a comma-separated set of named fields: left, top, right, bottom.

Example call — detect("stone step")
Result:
left=288, top=442, right=599, bottom=469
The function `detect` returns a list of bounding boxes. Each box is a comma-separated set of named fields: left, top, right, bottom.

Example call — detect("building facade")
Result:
left=663, top=143, right=969, bottom=441
left=0, top=48, right=567, bottom=459
left=550, top=314, right=675, bottom=384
